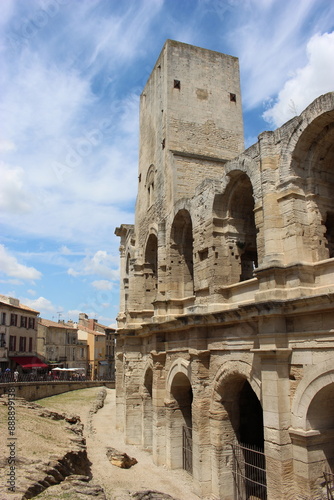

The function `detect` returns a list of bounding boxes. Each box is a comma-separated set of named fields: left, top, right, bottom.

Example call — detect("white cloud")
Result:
left=0, top=162, right=32, bottom=213
left=68, top=250, right=119, bottom=280
left=225, top=0, right=334, bottom=110
left=0, top=139, right=15, bottom=152
left=68, top=268, right=80, bottom=278
left=263, top=32, right=334, bottom=127
left=67, top=309, right=81, bottom=321
left=22, top=296, right=56, bottom=314
left=59, top=245, right=73, bottom=255
left=92, top=280, right=113, bottom=291
left=0, top=278, right=24, bottom=286
left=0, top=244, right=41, bottom=280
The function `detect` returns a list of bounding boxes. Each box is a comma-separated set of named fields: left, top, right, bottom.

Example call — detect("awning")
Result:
left=99, top=361, right=109, bottom=365
left=52, top=367, right=85, bottom=371
left=11, top=356, right=48, bottom=369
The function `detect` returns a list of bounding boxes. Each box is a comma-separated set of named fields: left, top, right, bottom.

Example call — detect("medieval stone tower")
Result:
left=116, top=39, right=334, bottom=500
left=117, top=40, right=244, bottom=327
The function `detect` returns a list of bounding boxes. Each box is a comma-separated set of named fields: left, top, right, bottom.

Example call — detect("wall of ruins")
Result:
left=116, top=298, right=334, bottom=499
left=115, top=39, right=334, bottom=500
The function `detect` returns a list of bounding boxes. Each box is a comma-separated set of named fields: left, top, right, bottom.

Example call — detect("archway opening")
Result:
left=239, top=380, right=264, bottom=448
left=216, top=376, right=266, bottom=499
left=229, top=175, right=258, bottom=282
left=142, top=367, right=153, bottom=449
left=237, top=381, right=266, bottom=500
left=307, top=382, right=334, bottom=472
left=144, top=234, right=158, bottom=309
left=170, top=372, right=193, bottom=472
left=324, top=212, right=334, bottom=259
left=170, top=210, right=194, bottom=298
left=290, top=111, right=334, bottom=261
left=213, top=172, right=258, bottom=285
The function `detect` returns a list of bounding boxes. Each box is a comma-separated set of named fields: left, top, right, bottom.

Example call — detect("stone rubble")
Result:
left=106, top=447, right=138, bottom=469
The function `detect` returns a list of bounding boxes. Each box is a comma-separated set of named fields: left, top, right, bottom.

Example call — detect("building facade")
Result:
left=37, top=318, right=87, bottom=372
left=0, top=295, right=42, bottom=373
left=76, top=313, right=112, bottom=379
left=115, top=40, right=334, bottom=500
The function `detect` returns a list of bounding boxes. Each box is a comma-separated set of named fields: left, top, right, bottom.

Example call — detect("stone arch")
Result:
left=141, top=359, right=154, bottom=450
left=291, top=360, right=334, bottom=430
left=222, top=155, right=261, bottom=204
left=165, top=358, right=193, bottom=471
left=145, top=164, right=156, bottom=208
left=211, top=359, right=261, bottom=417
left=125, top=252, right=130, bottom=275
left=278, top=94, right=334, bottom=262
left=213, top=171, right=259, bottom=283
left=290, top=359, right=334, bottom=495
left=169, top=209, right=194, bottom=298
left=209, top=360, right=263, bottom=499
left=166, top=358, right=191, bottom=394
left=123, top=252, right=131, bottom=312
left=280, top=92, right=334, bottom=183
left=143, top=232, right=158, bottom=310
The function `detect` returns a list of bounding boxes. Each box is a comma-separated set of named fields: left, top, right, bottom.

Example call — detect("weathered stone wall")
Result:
left=115, top=39, right=334, bottom=500
left=0, top=381, right=114, bottom=401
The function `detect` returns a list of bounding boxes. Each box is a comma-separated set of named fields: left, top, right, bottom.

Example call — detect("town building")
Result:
left=115, top=40, right=334, bottom=499
left=76, top=313, right=111, bottom=380
left=0, top=294, right=43, bottom=373
left=37, top=318, right=87, bottom=373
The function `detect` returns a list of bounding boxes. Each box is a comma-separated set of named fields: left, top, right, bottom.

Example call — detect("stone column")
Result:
left=123, top=336, right=143, bottom=445
left=252, top=347, right=293, bottom=500
left=190, top=350, right=212, bottom=498
left=258, top=131, right=285, bottom=267
left=164, top=397, right=182, bottom=470
left=115, top=346, right=125, bottom=432
left=289, top=428, right=332, bottom=499
left=151, top=351, right=167, bottom=466
left=209, top=403, right=235, bottom=500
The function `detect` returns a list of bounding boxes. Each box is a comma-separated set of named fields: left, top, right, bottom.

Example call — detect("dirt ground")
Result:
left=86, top=388, right=201, bottom=500
left=37, top=387, right=203, bottom=500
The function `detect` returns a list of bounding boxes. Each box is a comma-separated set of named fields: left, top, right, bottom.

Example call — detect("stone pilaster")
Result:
left=151, top=351, right=167, bottom=465
left=189, top=350, right=212, bottom=497
left=252, top=347, right=293, bottom=500
left=122, top=336, right=143, bottom=445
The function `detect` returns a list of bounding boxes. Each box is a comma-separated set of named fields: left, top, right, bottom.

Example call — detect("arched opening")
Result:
left=228, top=174, right=258, bottom=282
left=307, top=382, right=334, bottom=473
left=213, top=172, right=258, bottom=286
left=146, top=165, right=155, bottom=208
left=239, top=381, right=264, bottom=447
left=170, top=210, right=194, bottom=298
left=142, top=367, right=153, bottom=449
left=124, top=253, right=131, bottom=311
left=290, top=111, right=334, bottom=261
left=125, top=253, right=130, bottom=275
left=324, top=212, right=334, bottom=258
left=144, top=234, right=158, bottom=309
left=169, top=372, right=193, bottom=472
left=213, top=374, right=266, bottom=499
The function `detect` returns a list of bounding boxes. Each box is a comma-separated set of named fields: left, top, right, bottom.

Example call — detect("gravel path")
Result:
left=86, top=388, right=201, bottom=500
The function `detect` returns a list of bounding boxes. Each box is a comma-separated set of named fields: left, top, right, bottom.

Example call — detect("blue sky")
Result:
left=0, top=0, right=334, bottom=326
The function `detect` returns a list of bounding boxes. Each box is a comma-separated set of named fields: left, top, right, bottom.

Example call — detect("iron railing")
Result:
left=183, top=425, right=193, bottom=475
left=0, top=374, right=115, bottom=383
left=324, top=470, right=334, bottom=500
left=230, top=442, right=267, bottom=500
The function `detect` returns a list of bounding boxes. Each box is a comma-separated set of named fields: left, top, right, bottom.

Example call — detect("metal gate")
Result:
left=231, top=442, right=267, bottom=500
left=324, top=470, right=334, bottom=499
left=183, top=425, right=192, bottom=474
